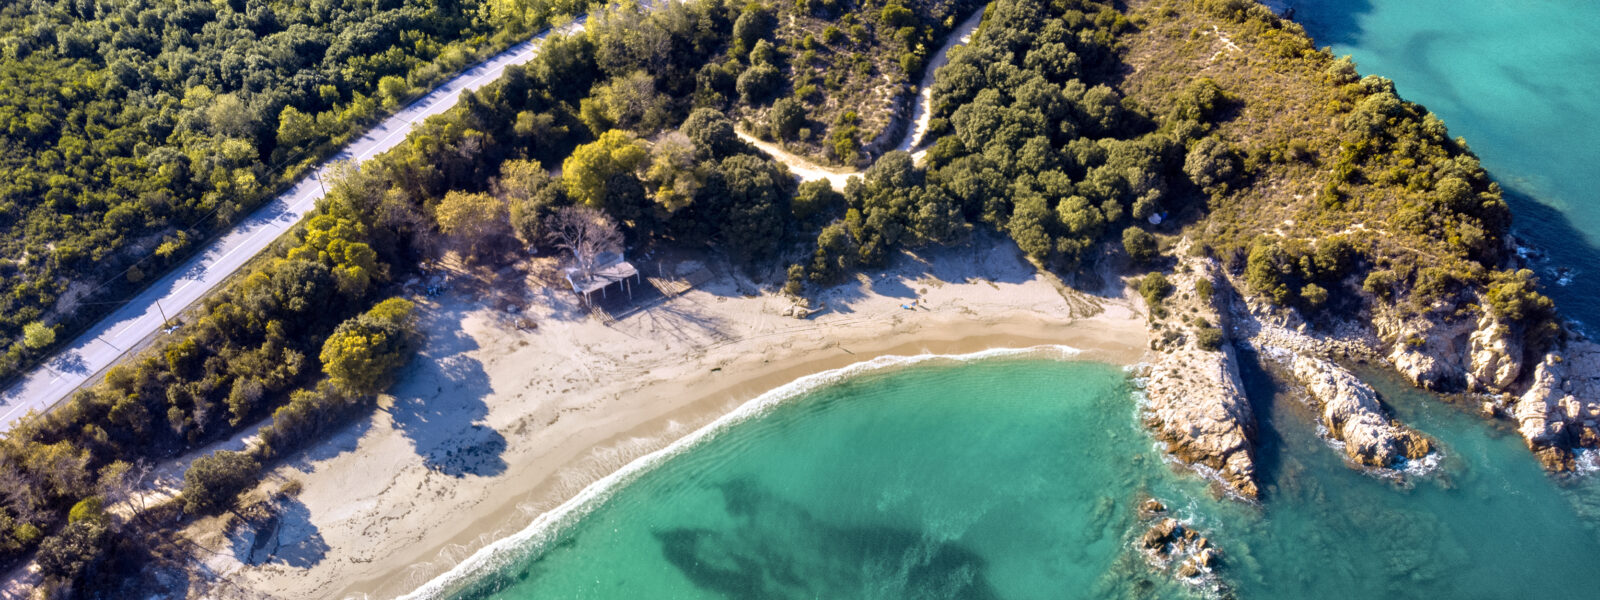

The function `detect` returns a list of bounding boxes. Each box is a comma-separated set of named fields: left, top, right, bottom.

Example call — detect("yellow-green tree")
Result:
left=287, top=214, right=382, bottom=297
left=562, top=130, right=648, bottom=209
left=21, top=322, right=54, bottom=350
left=276, top=106, right=317, bottom=149
left=643, top=133, right=706, bottom=215
left=319, top=298, right=418, bottom=397
left=435, top=191, right=513, bottom=261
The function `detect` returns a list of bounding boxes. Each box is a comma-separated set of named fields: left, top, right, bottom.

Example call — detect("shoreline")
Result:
left=193, top=241, right=1148, bottom=599
left=401, top=343, right=1109, bottom=599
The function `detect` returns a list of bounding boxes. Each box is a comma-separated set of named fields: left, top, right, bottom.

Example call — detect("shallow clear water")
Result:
left=1290, top=0, right=1600, bottom=326
left=443, top=356, right=1600, bottom=599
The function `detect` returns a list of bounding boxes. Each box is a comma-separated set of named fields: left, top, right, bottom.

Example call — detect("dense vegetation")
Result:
left=730, top=0, right=987, bottom=165
left=0, top=0, right=590, bottom=382
left=1114, top=0, right=1556, bottom=345
left=785, top=0, right=1223, bottom=292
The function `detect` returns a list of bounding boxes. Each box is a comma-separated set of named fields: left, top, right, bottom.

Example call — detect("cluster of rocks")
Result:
left=1374, top=308, right=1520, bottom=394
left=1287, top=353, right=1433, bottom=467
left=1136, top=498, right=1226, bottom=586
left=1140, top=242, right=1446, bottom=497
left=1374, top=302, right=1600, bottom=471
left=1514, top=343, right=1600, bottom=470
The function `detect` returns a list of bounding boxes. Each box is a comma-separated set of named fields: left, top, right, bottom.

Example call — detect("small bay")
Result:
left=434, top=355, right=1600, bottom=599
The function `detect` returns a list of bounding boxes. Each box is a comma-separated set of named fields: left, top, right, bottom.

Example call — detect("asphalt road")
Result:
left=0, top=18, right=588, bottom=431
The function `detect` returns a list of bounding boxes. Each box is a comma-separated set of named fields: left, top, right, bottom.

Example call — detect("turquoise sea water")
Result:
left=428, top=355, right=1600, bottom=599
left=1290, top=0, right=1600, bottom=326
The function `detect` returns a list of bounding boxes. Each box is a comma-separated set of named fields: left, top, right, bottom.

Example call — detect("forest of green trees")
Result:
left=785, top=0, right=1225, bottom=291
left=0, top=0, right=1565, bottom=595
left=0, top=0, right=811, bottom=593
left=0, top=0, right=592, bottom=382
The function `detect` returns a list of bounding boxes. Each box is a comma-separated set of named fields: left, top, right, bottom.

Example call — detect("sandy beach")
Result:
left=189, top=237, right=1148, bottom=599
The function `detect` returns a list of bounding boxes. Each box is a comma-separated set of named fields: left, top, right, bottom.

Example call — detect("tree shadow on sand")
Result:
left=386, top=306, right=508, bottom=478
left=817, top=231, right=1069, bottom=314
left=229, top=495, right=329, bottom=568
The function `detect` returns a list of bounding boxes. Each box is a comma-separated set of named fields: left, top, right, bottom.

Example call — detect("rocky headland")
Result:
left=1139, top=250, right=1259, bottom=498
left=1139, top=237, right=1600, bottom=494
left=1371, top=293, right=1600, bottom=470
left=1286, top=353, right=1432, bottom=468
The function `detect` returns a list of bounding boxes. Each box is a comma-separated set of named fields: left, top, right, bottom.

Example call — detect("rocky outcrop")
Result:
left=1136, top=499, right=1228, bottom=593
left=1140, top=247, right=1258, bottom=498
left=1288, top=354, right=1432, bottom=467
left=1372, top=303, right=1528, bottom=394
left=1512, top=342, right=1600, bottom=470
left=1144, top=344, right=1259, bottom=498
left=1371, top=310, right=1473, bottom=392
left=1466, top=313, right=1524, bottom=393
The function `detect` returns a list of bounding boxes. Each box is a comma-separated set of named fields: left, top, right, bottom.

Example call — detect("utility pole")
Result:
left=316, top=169, right=328, bottom=196
left=156, top=299, right=170, bottom=328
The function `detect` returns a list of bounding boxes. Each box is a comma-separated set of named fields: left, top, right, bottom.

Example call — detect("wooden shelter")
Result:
left=564, top=251, right=641, bottom=305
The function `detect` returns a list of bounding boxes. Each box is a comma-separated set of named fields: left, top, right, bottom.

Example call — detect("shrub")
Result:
left=1195, top=278, right=1214, bottom=303
left=1122, top=227, right=1158, bottom=264
left=737, top=63, right=783, bottom=104
left=1184, top=135, right=1239, bottom=191
left=1300, top=282, right=1329, bottom=309
left=793, top=180, right=844, bottom=224
left=1245, top=241, right=1295, bottom=305
left=66, top=498, right=108, bottom=527
left=749, top=39, right=778, bottom=66
left=822, top=25, right=843, bottom=45
left=770, top=97, right=807, bottom=140
left=1485, top=269, right=1553, bottom=324
left=181, top=450, right=261, bottom=514
left=1363, top=269, right=1396, bottom=301
left=1139, top=272, right=1174, bottom=308
left=1195, top=326, right=1225, bottom=351
left=35, top=520, right=108, bottom=581
left=783, top=264, right=807, bottom=296
left=733, top=5, right=775, bottom=54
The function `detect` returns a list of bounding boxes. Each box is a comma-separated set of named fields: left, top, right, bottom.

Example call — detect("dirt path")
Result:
left=743, top=5, right=987, bottom=187
left=901, top=6, right=987, bottom=159
left=736, top=131, right=860, bottom=190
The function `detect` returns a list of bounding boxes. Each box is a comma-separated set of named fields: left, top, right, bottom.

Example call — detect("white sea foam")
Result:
left=1574, top=448, right=1600, bottom=474
left=396, top=344, right=1083, bottom=600
left=1399, top=448, right=1444, bottom=477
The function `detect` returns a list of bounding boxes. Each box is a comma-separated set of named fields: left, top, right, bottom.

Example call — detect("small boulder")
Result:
left=1138, top=497, right=1167, bottom=519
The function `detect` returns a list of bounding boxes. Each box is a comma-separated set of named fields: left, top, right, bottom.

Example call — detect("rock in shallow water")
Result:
left=1134, top=505, right=1230, bottom=595
left=1513, top=342, right=1600, bottom=470
left=1143, top=343, right=1259, bottom=498
left=1288, top=353, right=1433, bottom=468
